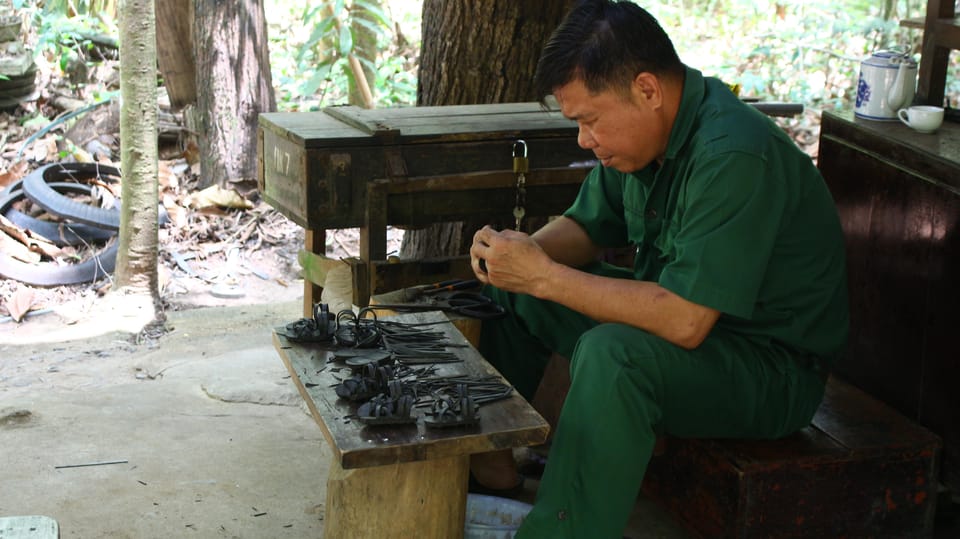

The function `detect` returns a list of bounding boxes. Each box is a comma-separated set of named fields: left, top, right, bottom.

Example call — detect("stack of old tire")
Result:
left=0, top=163, right=120, bottom=286
left=0, top=12, right=36, bottom=112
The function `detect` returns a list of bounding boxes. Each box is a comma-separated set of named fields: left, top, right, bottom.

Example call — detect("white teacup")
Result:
left=897, top=105, right=944, bottom=133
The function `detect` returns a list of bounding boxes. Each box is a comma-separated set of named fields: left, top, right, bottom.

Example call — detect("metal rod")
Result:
left=55, top=459, right=129, bottom=469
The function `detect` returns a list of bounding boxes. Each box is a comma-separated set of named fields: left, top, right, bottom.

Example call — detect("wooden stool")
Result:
left=643, top=376, right=942, bottom=538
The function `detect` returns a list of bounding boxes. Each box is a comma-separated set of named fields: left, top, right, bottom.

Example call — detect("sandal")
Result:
left=278, top=303, right=336, bottom=343
left=357, top=393, right=417, bottom=426
left=335, top=362, right=396, bottom=401
left=334, top=348, right=394, bottom=369
left=334, top=376, right=378, bottom=402
left=424, top=386, right=480, bottom=429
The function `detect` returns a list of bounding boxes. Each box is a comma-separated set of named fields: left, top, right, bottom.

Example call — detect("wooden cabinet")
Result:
left=817, top=109, right=960, bottom=492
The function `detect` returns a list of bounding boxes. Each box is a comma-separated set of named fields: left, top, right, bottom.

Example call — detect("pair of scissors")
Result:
left=371, top=291, right=506, bottom=320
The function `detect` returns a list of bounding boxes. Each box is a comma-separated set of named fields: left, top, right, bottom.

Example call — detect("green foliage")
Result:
left=268, top=0, right=956, bottom=114
left=647, top=0, right=928, bottom=111
left=14, top=0, right=116, bottom=78
left=268, top=0, right=418, bottom=111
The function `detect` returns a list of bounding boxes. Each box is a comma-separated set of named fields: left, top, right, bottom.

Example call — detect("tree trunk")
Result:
left=155, top=0, right=196, bottom=110
left=193, top=0, right=275, bottom=193
left=114, top=0, right=161, bottom=312
left=348, top=1, right=379, bottom=108
left=400, top=0, right=575, bottom=258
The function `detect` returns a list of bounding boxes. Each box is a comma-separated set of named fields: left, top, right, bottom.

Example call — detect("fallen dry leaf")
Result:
left=0, top=214, right=62, bottom=260
left=158, top=160, right=180, bottom=192
left=0, top=160, right=29, bottom=190
left=186, top=184, right=254, bottom=210
left=0, top=229, right=41, bottom=264
left=4, top=285, right=36, bottom=323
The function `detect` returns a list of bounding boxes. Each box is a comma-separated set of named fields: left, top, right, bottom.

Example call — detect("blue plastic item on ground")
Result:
left=464, top=494, right=533, bottom=539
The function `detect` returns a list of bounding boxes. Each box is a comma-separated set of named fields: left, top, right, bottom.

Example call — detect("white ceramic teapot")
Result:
left=854, top=50, right=917, bottom=121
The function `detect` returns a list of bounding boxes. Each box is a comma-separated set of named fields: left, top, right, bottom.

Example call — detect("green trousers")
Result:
left=478, top=268, right=827, bottom=539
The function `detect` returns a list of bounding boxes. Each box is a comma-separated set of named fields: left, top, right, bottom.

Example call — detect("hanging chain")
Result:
left=512, top=140, right=528, bottom=231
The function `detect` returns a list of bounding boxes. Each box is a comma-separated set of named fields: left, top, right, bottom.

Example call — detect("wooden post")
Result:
left=325, top=455, right=469, bottom=539
left=358, top=180, right=389, bottom=306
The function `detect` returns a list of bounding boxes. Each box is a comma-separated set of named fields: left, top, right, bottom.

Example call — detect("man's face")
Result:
left=554, top=77, right=666, bottom=173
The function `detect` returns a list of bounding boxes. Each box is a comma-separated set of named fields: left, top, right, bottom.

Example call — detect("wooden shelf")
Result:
left=900, top=16, right=925, bottom=29
left=916, top=1, right=958, bottom=106
left=900, top=16, right=959, bottom=48
left=932, top=17, right=960, bottom=49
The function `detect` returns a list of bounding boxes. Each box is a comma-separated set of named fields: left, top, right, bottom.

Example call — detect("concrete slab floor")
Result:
left=0, top=299, right=693, bottom=538
left=6, top=297, right=960, bottom=538
left=1, top=300, right=330, bottom=538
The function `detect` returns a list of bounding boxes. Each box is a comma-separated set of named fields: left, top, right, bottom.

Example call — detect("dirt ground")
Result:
left=0, top=231, right=397, bottom=538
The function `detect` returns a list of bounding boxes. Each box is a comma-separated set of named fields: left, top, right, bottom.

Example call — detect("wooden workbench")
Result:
left=273, top=310, right=549, bottom=538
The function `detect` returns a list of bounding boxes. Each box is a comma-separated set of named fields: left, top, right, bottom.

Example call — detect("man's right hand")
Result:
left=471, top=226, right=554, bottom=296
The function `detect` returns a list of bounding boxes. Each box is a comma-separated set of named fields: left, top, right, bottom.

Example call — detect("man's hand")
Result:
left=470, top=218, right=720, bottom=350
left=471, top=225, right=555, bottom=297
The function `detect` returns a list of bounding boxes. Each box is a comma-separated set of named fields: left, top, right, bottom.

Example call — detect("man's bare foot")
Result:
left=470, top=448, right=522, bottom=490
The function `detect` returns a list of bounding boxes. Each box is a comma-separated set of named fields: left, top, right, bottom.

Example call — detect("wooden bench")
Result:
left=642, top=376, right=942, bottom=538
left=272, top=310, right=549, bottom=539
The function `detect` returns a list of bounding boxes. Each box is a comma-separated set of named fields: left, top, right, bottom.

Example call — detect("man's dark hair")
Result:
left=534, top=0, right=684, bottom=102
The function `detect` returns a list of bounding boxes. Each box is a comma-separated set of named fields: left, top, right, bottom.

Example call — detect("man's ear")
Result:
left=631, top=72, right=663, bottom=110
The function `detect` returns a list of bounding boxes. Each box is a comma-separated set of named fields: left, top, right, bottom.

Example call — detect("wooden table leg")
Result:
left=303, top=228, right=326, bottom=317
left=325, top=455, right=469, bottom=539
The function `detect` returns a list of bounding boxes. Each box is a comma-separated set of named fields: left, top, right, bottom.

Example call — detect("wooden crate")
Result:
left=257, top=103, right=592, bottom=230
left=643, top=376, right=941, bottom=538
left=257, top=103, right=593, bottom=308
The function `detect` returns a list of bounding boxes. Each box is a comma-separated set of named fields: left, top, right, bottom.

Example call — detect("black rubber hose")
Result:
left=1, top=182, right=116, bottom=246
left=21, top=162, right=122, bottom=231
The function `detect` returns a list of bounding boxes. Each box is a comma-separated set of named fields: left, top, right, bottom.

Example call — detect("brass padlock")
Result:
left=513, top=140, right=528, bottom=174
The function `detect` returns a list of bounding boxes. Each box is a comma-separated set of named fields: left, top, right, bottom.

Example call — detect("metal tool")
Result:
left=512, top=139, right=528, bottom=231
left=369, top=291, right=506, bottom=320
left=403, top=278, right=480, bottom=300
left=420, top=278, right=480, bottom=295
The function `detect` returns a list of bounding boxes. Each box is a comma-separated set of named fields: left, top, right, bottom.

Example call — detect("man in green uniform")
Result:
left=468, top=1, right=849, bottom=537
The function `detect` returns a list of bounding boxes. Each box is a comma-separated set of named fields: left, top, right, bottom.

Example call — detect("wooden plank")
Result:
left=324, top=106, right=401, bottom=138
left=261, top=106, right=578, bottom=149
left=820, top=111, right=960, bottom=194
left=814, top=377, right=942, bottom=454
left=382, top=167, right=587, bottom=194
left=368, top=255, right=474, bottom=299
left=273, top=310, right=550, bottom=470
left=900, top=16, right=926, bottom=29
left=298, top=247, right=343, bottom=287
